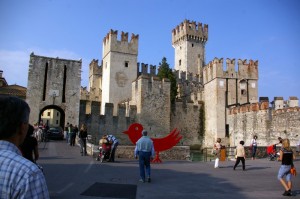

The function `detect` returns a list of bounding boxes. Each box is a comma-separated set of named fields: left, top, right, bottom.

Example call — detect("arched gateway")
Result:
left=26, top=53, right=82, bottom=128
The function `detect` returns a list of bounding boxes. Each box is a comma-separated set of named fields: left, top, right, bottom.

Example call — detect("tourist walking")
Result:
left=233, top=140, right=246, bottom=170
left=250, top=135, right=258, bottom=160
left=213, top=138, right=222, bottom=168
left=79, top=124, right=88, bottom=156
left=277, top=138, right=295, bottom=196
left=0, top=96, right=49, bottom=198
left=134, top=130, right=155, bottom=183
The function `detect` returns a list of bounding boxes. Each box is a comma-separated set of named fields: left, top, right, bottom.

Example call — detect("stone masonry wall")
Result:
left=27, top=53, right=81, bottom=126
left=170, top=101, right=202, bottom=146
left=131, top=75, right=171, bottom=137
left=79, top=100, right=137, bottom=146
left=228, top=103, right=300, bottom=147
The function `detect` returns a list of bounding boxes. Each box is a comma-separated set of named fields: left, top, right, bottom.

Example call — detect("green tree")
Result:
left=157, top=57, right=177, bottom=105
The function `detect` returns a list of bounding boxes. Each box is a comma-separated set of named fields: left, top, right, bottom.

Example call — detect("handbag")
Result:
left=290, top=166, right=297, bottom=176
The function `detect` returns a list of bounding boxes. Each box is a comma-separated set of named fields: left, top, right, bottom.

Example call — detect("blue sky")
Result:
left=0, top=0, right=299, bottom=101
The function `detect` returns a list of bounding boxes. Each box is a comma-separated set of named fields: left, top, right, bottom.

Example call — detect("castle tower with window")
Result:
left=203, top=58, right=259, bottom=146
left=172, top=19, right=208, bottom=75
left=101, top=30, right=139, bottom=115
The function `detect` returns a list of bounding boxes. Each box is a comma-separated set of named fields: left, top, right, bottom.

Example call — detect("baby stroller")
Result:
left=96, top=138, right=112, bottom=162
left=267, top=144, right=277, bottom=161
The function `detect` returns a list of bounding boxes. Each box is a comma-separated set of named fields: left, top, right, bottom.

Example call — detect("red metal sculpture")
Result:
left=123, top=123, right=182, bottom=163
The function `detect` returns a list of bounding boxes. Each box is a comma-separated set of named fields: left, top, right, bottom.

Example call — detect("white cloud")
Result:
left=0, top=48, right=89, bottom=87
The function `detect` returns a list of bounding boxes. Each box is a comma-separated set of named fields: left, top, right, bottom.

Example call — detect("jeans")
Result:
left=252, top=146, right=257, bottom=158
left=109, top=142, right=118, bottom=162
left=138, top=151, right=151, bottom=180
left=80, top=138, right=87, bottom=155
left=278, top=165, right=292, bottom=181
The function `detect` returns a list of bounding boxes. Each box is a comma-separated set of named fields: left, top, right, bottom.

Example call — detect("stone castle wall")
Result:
left=228, top=101, right=300, bottom=147
left=131, top=75, right=171, bottom=137
left=79, top=100, right=137, bottom=146
left=170, top=101, right=202, bottom=146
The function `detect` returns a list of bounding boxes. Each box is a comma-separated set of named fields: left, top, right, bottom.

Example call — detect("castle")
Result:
left=26, top=19, right=300, bottom=148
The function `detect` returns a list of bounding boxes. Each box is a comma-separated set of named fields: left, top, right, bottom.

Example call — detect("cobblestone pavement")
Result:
left=38, top=140, right=300, bottom=199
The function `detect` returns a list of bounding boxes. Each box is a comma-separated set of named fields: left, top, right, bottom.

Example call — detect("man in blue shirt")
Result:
left=0, top=96, right=49, bottom=198
left=134, top=130, right=155, bottom=183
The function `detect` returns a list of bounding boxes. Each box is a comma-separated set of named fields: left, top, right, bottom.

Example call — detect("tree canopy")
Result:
left=157, top=57, right=177, bottom=105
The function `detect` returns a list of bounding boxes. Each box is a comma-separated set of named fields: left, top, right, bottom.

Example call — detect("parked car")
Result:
left=47, top=127, right=64, bottom=140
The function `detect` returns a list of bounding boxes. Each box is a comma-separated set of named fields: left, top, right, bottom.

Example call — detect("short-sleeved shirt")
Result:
left=107, top=135, right=119, bottom=148
left=251, top=139, right=257, bottom=146
left=0, top=140, right=49, bottom=199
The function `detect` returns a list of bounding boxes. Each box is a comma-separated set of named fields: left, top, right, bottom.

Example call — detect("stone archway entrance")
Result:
left=26, top=53, right=82, bottom=126
left=39, top=105, right=65, bottom=128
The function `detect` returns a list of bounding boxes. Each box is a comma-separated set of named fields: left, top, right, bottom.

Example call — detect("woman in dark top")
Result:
left=277, top=138, right=295, bottom=196
left=20, top=124, right=39, bottom=163
left=79, top=124, right=88, bottom=156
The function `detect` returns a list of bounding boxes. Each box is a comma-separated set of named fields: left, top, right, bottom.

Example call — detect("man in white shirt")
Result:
left=134, top=130, right=155, bottom=183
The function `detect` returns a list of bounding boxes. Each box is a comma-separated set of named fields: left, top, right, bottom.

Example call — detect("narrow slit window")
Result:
left=42, top=62, right=48, bottom=101
left=62, top=65, right=67, bottom=103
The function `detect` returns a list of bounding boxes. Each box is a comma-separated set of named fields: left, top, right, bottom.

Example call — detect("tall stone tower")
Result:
left=27, top=53, right=82, bottom=127
left=101, top=30, right=139, bottom=115
left=172, top=19, right=208, bottom=75
left=203, top=58, right=258, bottom=146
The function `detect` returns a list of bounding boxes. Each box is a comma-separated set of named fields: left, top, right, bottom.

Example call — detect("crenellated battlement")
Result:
left=102, top=29, right=139, bottom=57
left=138, top=62, right=157, bottom=76
left=203, top=58, right=259, bottom=83
left=173, top=70, right=201, bottom=83
left=89, top=59, right=102, bottom=77
left=273, top=107, right=300, bottom=115
left=229, top=97, right=299, bottom=115
left=229, top=101, right=269, bottom=115
left=238, top=59, right=258, bottom=80
left=133, top=75, right=170, bottom=94
left=173, top=70, right=204, bottom=104
left=80, top=86, right=101, bottom=102
left=172, top=19, right=208, bottom=45
left=79, top=100, right=137, bottom=145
